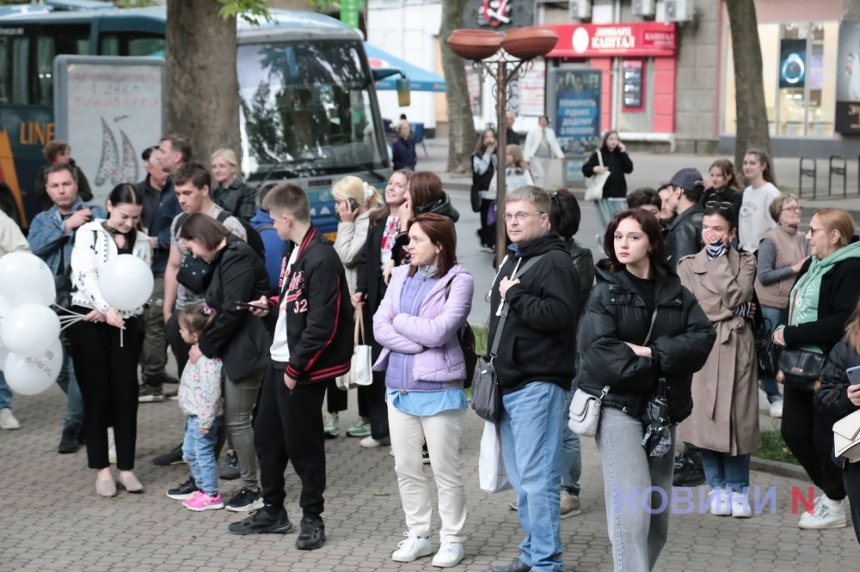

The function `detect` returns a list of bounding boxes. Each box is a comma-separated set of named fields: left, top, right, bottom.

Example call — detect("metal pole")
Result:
left=495, top=62, right=508, bottom=268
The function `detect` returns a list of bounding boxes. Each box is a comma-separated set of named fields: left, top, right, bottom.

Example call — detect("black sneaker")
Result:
left=166, top=476, right=198, bottom=500
left=58, top=426, right=80, bottom=454
left=152, top=443, right=186, bottom=466
left=220, top=450, right=240, bottom=480
left=138, top=383, right=165, bottom=403
left=226, top=487, right=264, bottom=512
left=296, top=517, right=326, bottom=550
left=228, top=506, right=293, bottom=535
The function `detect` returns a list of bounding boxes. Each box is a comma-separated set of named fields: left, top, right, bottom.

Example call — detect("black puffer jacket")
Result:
left=415, top=191, right=460, bottom=223
left=815, top=337, right=860, bottom=420
left=564, top=236, right=594, bottom=325
left=577, top=260, right=716, bottom=422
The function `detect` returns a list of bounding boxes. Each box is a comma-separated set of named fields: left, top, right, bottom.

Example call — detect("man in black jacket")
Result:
left=663, top=168, right=705, bottom=273
left=486, top=186, right=578, bottom=572
left=228, top=184, right=352, bottom=551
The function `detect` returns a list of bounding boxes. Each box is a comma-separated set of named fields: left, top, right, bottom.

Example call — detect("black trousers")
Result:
left=844, top=462, right=860, bottom=544
left=478, top=198, right=496, bottom=248
left=367, top=370, right=389, bottom=440
left=68, top=313, right=143, bottom=471
left=781, top=385, right=846, bottom=500
left=256, top=364, right=327, bottom=519
left=325, top=378, right=347, bottom=413
left=165, top=310, right=191, bottom=375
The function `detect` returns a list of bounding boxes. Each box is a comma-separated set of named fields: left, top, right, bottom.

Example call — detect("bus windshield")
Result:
left=238, top=39, right=385, bottom=180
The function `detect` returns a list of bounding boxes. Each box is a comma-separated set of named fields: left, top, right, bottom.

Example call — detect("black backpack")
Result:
left=215, top=210, right=266, bottom=260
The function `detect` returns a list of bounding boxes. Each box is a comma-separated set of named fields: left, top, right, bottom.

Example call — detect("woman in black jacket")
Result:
left=814, top=302, right=860, bottom=544
left=582, top=130, right=633, bottom=242
left=179, top=213, right=272, bottom=512
left=351, top=169, right=412, bottom=446
left=772, top=208, right=860, bottom=530
left=577, top=208, right=715, bottom=572
left=471, top=129, right=498, bottom=249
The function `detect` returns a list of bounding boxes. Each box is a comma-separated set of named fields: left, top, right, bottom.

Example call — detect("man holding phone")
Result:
left=228, top=183, right=352, bottom=551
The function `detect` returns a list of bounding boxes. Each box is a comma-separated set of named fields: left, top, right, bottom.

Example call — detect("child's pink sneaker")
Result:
left=183, top=491, right=224, bottom=511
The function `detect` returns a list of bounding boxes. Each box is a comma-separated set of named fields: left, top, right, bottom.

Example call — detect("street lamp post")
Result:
left=447, top=27, right=558, bottom=267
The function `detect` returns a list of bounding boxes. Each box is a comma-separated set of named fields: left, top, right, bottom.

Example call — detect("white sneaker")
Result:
left=108, top=427, right=117, bottom=465
left=0, top=408, right=20, bottom=430
left=730, top=492, right=752, bottom=518
left=798, top=495, right=846, bottom=529
left=360, top=435, right=390, bottom=448
left=708, top=488, right=731, bottom=516
left=769, top=400, right=783, bottom=418
left=391, top=530, right=432, bottom=562
left=432, top=541, right=464, bottom=568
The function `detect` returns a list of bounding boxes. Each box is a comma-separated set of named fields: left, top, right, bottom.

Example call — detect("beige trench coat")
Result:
left=677, top=249, right=761, bottom=455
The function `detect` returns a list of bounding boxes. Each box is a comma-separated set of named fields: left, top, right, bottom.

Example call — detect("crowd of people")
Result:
left=4, top=131, right=860, bottom=572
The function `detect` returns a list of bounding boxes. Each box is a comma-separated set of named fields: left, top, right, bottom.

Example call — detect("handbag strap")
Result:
left=597, top=150, right=604, bottom=168
left=488, top=254, right=545, bottom=360
left=643, top=308, right=659, bottom=346
left=354, top=307, right=365, bottom=345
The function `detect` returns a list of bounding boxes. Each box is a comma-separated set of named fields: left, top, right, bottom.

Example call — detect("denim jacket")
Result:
left=28, top=197, right=107, bottom=274
left=372, top=263, right=474, bottom=390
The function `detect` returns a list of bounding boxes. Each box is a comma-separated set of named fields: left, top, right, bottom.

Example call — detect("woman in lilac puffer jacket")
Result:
left=372, top=213, right=474, bottom=567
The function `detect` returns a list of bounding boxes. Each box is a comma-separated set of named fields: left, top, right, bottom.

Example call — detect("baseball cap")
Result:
left=668, top=168, right=704, bottom=192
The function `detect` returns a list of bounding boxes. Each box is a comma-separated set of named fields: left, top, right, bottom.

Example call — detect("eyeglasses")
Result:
left=503, top=211, right=545, bottom=221
left=781, top=205, right=802, bottom=213
left=705, top=201, right=734, bottom=211
left=806, top=226, right=824, bottom=235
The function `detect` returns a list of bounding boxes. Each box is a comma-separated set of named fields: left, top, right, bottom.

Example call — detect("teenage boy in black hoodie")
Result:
left=486, top=185, right=578, bottom=572
left=227, top=184, right=352, bottom=550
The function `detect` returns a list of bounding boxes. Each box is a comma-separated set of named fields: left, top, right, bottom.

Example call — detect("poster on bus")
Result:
left=53, top=56, right=164, bottom=206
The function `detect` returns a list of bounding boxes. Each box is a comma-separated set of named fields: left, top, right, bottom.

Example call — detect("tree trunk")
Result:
left=725, top=0, right=771, bottom=178
left=165, top=0, right=241, bottom=165
left=439, top=0, right=475, bottom=173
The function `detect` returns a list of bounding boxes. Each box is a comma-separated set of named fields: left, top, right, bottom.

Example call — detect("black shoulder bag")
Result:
left=471, top=254, right=545, bottom=423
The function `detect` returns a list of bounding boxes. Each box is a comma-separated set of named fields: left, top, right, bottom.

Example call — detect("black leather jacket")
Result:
left=664, top=205, right=704, bottom=273
left=577, top=260, right=716, bottom=421
left=814, top=336, right=860, bottom=467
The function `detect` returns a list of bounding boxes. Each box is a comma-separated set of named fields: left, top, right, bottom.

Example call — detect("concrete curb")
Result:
left=750, top=456, right=808, bottom=481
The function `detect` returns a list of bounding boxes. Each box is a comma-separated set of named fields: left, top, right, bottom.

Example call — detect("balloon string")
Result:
left=120, top=329, right=124, bottom=348
left=59, top=317, right=83, bottom=331
left=52, top=305, right=88, bottom=317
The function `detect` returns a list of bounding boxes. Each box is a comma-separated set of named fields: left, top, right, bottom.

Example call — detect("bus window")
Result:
left=99, top=33, right=165, bottom=57
left=11, top=36, right=29, bottom=104
left=36, top=36, right=55, bottom=106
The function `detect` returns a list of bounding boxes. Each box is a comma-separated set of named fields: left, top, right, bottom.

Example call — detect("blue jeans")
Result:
left=500, top=382, right=565, bottom=572
left=596, top=407, right=676, bottom=572
left=561, top=387, right=582, bottom=495
left=183, top=416, right=221, bottom=496
left=56, top=349, right=84, bottom=430
left=0, top=371, right=11, bottom=410
left=700, top=450, right=750, bottom=494
left=759, top=306, right=783, bottom=404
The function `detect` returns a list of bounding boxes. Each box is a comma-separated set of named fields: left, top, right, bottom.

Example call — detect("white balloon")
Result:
left=0, top=344, right=8, bottom=372
left=0, top=292, right=11, bottom=347
left=0, top=304, right=61, bottom=357
left=98, top=254, right=154, bottom=312
left=0, top=251, right=56, bottom=307
left=3, top=339, right=63, bottom=395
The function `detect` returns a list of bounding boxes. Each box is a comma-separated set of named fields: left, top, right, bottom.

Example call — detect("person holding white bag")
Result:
left=372, top=213, right=474, bottom=568
left=582, top=130, right=633, bottom=243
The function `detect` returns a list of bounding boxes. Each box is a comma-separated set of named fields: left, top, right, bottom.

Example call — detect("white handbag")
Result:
left=568, top=385, right=609, bottom=437
left=478, top=421, right=512, bottom=493
left=584, top=150, right=611, bottom=201
left=834, top=409, right=860, bottom=463
left=335, top=309, right=373, bottom=390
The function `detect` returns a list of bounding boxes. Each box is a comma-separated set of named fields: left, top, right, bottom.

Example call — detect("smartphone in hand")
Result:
left=847, top=365, right=860, bottom=385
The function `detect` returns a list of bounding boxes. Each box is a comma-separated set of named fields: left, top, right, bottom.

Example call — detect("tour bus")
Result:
left=0, top=4, right=392, bottom=232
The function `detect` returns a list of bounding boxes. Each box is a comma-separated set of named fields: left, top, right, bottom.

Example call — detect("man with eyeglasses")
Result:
left=662, top=168, right=706, bottom=273
left=486, top=186, right=578, bottom=572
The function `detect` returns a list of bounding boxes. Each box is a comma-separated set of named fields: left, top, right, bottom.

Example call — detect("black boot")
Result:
left=58, top=426, right=81, bottom=454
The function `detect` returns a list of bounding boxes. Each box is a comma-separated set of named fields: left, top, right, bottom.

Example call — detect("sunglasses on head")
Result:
left=705, top=201, right=734, bottom=212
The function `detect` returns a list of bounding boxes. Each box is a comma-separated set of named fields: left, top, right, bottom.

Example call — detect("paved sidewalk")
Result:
left=0, top=382, right=855, bottom=572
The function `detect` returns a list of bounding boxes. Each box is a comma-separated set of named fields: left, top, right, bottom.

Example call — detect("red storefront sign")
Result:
left=547, top=22, right=677, bottom=58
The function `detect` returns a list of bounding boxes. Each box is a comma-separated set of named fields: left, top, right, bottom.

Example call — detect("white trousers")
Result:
left=387, top=400, right=467, bottom=543
left=530, top=156, right=552, bottom=189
